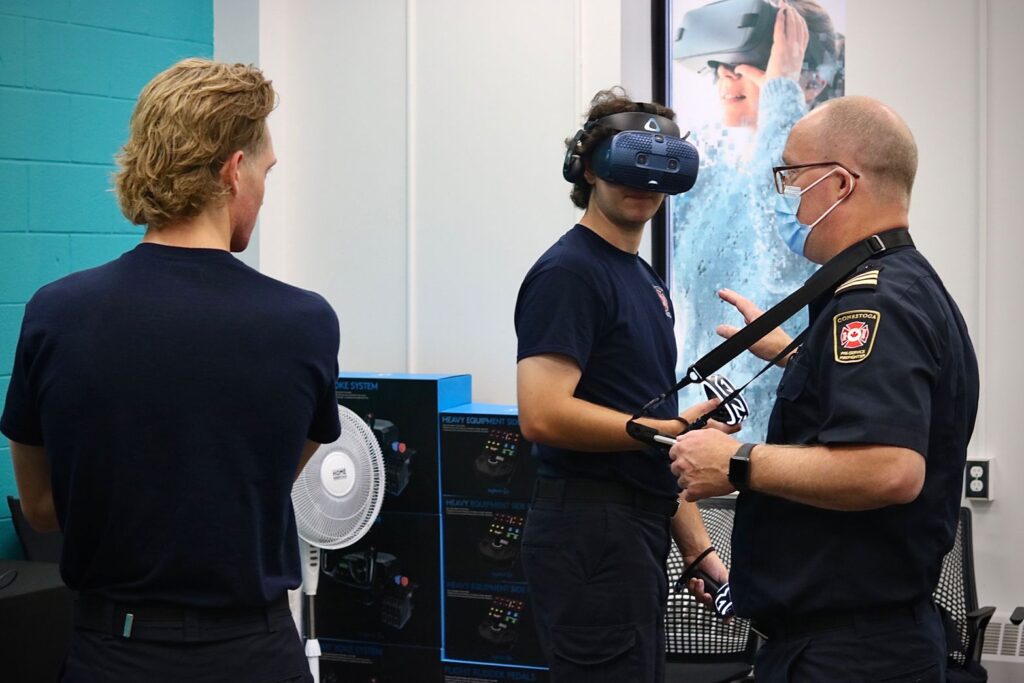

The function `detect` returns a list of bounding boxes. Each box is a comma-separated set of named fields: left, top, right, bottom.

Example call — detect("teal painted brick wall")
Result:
left=0, top=2, right=213, bottom=559
left=0, top=162, right=28, bottom=232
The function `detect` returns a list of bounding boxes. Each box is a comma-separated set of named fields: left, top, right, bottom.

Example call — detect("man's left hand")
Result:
left=669, top=429, right=740, bottom=502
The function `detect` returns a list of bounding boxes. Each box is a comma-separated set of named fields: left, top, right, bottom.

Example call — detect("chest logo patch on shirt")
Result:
left=833, top=310, right=881, bottom=363
left=653, top=286, right=672, bottom=319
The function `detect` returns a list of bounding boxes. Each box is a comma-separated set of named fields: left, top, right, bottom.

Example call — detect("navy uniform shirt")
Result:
left=1, top=243, right=341, bottom=607
left=730, top=243, right=979, bottom=620
left=515, top=224, right=680, bottom=499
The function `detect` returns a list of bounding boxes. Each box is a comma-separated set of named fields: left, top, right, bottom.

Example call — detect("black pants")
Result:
left=521, top=488, right=672, bottom=683
left=62, top=599, right=312, bottom=683
left=754, top=601, right=948, bottom=683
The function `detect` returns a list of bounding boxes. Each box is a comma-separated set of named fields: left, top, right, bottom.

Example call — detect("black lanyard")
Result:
left=627, top=228, right=913, bottom=447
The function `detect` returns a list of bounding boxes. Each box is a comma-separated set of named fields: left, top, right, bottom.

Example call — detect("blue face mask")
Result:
left=775, top=190, right=809, bottom=256
left=774, top=167, right=853, bottom=257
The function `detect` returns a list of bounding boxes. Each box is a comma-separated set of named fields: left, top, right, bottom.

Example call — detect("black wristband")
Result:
left=688, top=546, right=716, bottom=568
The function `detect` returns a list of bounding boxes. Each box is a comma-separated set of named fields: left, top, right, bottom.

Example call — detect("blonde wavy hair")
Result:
left=114, top=58, right=276, bottom=228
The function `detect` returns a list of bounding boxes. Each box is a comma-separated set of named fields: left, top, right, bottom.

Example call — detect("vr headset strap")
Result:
left=628, top=227, right=913, bottom=425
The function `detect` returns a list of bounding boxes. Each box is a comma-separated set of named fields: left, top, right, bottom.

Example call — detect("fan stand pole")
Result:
left=300, top=539, right=322, bottom=683
left=305, top=592, right=320, bottom=683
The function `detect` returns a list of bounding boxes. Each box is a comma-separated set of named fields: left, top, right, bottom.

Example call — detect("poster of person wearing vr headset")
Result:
left=669, top=0, right=845, bottom=441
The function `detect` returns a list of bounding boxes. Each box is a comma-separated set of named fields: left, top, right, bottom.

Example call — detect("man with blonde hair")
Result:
left=670, top=96, right=978, bottom=680
left=2, top=58, right=338, bottom=682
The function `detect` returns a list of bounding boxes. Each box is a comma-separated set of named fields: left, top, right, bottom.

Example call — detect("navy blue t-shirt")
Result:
left=730, top=245, right=979, bottom=620
left=515, top=224, right=680, bottom=499
left=1, top=243, right=341, bottom=607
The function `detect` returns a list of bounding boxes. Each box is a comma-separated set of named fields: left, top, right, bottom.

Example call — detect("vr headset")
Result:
left=563, top=110, right=700, bottom=195
left=673, top=0, right=833, bottom=74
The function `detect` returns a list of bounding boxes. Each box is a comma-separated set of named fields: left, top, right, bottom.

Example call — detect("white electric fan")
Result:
left=291, top=405, right=386, bottom=683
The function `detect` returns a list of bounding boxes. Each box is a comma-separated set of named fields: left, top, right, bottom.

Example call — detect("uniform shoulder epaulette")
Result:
left=835, top=264, right=883, bottom=296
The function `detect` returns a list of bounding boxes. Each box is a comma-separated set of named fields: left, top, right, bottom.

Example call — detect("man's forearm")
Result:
left=670, top=498, right=713, bottom=560
left=10, top=441, right=60, bottom=533
left=523, top=395, right=681, bottom=452
left=748, top=443, right=925, bottom=511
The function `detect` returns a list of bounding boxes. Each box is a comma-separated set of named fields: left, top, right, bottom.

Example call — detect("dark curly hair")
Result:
left=567, top=88, right=676, bottom=209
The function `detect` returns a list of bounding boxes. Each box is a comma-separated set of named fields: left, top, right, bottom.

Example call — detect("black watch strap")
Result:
left=728, top=443, right=756, bottom=492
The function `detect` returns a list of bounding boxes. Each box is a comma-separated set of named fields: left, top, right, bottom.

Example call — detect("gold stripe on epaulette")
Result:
left=835, top=269, right=879, bottom=295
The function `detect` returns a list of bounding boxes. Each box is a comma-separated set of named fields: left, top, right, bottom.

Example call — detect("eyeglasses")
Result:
left=772, top=161, right=860, bottom=194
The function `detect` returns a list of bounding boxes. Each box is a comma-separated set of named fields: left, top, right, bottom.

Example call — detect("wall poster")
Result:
left=662, top=0, right=846, bottom=439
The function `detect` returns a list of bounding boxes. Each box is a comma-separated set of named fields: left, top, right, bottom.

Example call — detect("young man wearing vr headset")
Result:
left=514, top=89, right=732, bottom=681
left=669, top=96, right=979, bottom=681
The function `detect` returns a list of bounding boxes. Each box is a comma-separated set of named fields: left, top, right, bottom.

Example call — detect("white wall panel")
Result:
left=408, top=0, right=590, bottom=401
left=259, top=0, right=409, bottom=372
left=847, top=0, right=979, bottom=324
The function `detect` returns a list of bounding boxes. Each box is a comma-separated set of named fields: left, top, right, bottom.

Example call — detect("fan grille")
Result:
left=292, top=405, right=386, bottom=549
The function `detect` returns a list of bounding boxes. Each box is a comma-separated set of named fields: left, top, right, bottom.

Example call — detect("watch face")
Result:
left=728, top=450, right=751, bottom=490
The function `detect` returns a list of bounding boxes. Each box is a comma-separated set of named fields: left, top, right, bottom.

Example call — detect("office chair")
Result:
left=665, top=496, right=756, bottom=683
left=932, top=506, right=995, bottom=683
left=6, top=496, right=63, bottom=563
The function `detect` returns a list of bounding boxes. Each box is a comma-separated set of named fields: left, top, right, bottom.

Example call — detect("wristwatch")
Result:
left=728, top=443, right=755, bottom=492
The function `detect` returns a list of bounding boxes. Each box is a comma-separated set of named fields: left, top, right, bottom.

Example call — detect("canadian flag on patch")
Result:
left=840, top=321, right=870, bottom=349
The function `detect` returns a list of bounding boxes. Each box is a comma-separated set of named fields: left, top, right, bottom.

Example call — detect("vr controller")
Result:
left=702, top=374, right=749, bottom=427
left=563, top=110, right=699, bottom=195
left=627, top=373, right=749, bottom=449
left=675, top=547, right=735, bottom=619
left=674, top=0, right=834, bottom=74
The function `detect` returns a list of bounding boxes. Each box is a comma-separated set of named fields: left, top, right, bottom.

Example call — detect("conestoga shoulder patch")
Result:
left=833, top=309, right=881, bottom=363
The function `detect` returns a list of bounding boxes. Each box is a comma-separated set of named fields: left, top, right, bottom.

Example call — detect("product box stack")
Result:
left=315, top=373, right=471, bottom=680
left=439, top=404, right=548, bottom=679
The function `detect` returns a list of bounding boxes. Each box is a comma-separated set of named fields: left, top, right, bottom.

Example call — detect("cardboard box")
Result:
left=440, top=404, right=537, bottom=500
left=444, top=580, right=545, bottom=668
left=316, top=512, right=442, bottom=647
left=442, top=497, right=529, bottom=584
left=319, top=639, right=442, bottom=683
left=442, top=662, right=549, bottom=683
left=338, top=373, right=472, bottom=514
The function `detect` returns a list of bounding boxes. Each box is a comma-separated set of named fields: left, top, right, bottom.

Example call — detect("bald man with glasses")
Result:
left=668, top=96, right=979, bottom=682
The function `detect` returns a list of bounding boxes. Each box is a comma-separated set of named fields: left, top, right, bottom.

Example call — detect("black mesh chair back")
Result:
left=932, top=506, right=994, bottom=678
left=6, top=496, right=63, bottom=563
left=665, top=497, right=756, bottom=682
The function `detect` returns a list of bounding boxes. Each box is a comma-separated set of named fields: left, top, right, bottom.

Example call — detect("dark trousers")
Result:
left=61, top=596, right=312, bottom=683
left=521, top=483, right=673, bottom=683
left=754, top=600, right=948, bottom=683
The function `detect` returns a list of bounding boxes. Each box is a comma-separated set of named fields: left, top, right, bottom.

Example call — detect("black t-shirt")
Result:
left=1, top=243, right=341, bottom=607
left=730, top=245, right=979, bottom=620
left=514, top=224, right=679, bottom=499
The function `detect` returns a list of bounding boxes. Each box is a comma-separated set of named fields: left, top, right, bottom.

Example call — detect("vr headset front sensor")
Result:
left=563, top=110, right=700, bottom=195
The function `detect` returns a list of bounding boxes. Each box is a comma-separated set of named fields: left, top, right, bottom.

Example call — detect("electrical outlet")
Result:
left=964, top=458, right=992, bottom=501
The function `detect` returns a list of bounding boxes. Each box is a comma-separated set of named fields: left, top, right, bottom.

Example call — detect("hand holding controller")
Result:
left=675, top=547, right=735, bottom=619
